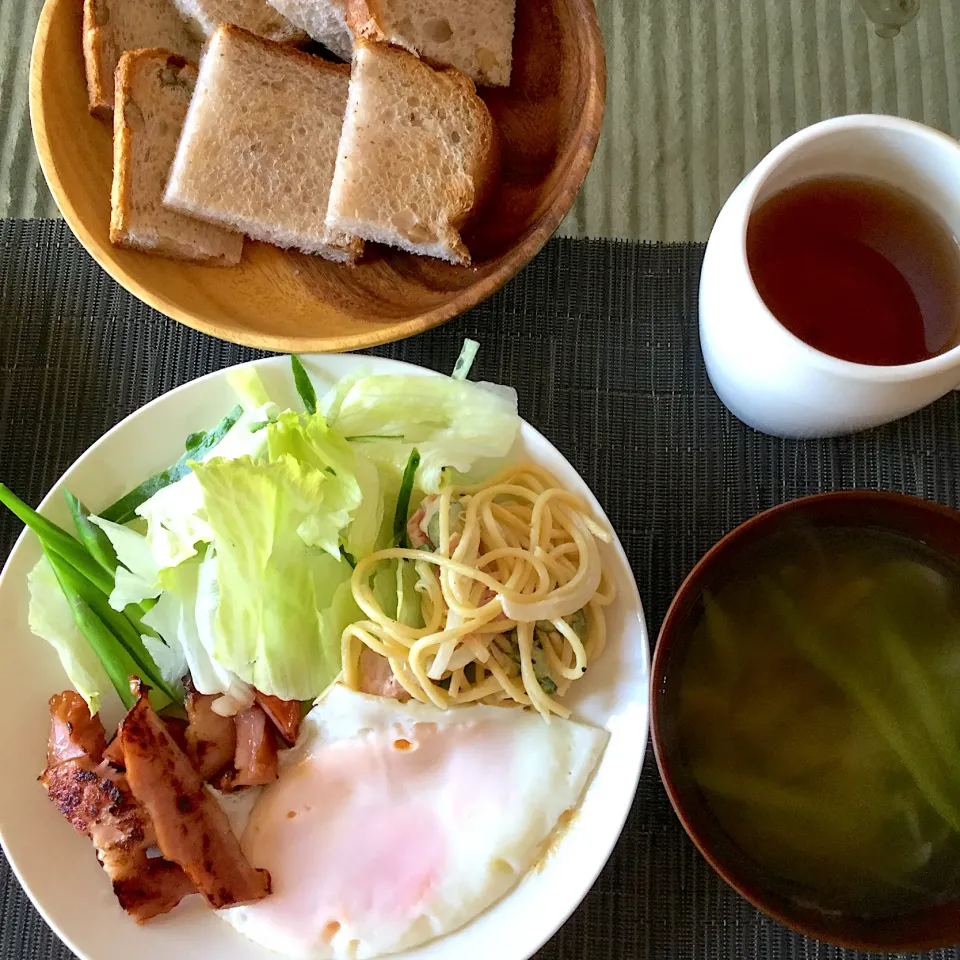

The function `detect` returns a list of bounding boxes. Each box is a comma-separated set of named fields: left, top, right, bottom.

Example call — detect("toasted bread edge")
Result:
left=344, top=0, right=388, bottom=42
left=211, top=22, right=351, bottom=77
left=82, top=0, right=113, bottom=118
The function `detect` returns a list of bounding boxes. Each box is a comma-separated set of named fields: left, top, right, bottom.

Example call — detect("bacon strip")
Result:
left=232, top=706, right=279, bottom=787
left=105, top=717, right=190, bottom=770
left=185, top=690, right=237, bottom=781
left=120, top=681, right=271, bottom=908
left=46, top=691, right=107, bottom=766
left=113, top=858, right=198, bottom=923
left=407, top=500, right=432, bottom=548
left=358, top=646, right=411, bottom=702
left=254, top=691, right=301, bottom=746
left=40, top=757, right=148, bottom=873
left=40, top=693, right=196, bottom=923
left=103, top=735, right=124, bottom=768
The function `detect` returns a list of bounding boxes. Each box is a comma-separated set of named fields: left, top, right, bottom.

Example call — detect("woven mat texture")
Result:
left=3, top=0, right=960, bottom=241
left=3, top=221, right=960, bottom=959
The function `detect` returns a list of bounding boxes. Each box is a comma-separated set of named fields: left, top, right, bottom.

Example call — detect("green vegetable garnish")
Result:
left=535, top=607, right=587, bottom=640
left=46, top=549, right=140, bottom=710
left=501, top=629, right=558, bottom=695
left=538, top=674, right=558, bottom=695
left=0, top=483, right=178, bottom=708
left=425, top=500, right=463, bottom=551
left=27, top=556, right=111, bottom=714
left=393, top=448, right=421, bottom=547
left=100, top=405, right=242, bottom=524
left=290, top=354, right=318, bottom=415
left=65, top=490, right=118, bottom=575
left=190, top=455, right=359, bottom=700
left=0, top=483, right=114, bottom=596
left=451, top=338, right=479, bottom=380
left=43, top=548, right=174, bottom=710
left=50, top=552, right=178, bottom=703
left=346, top=435, right=405, bottom=442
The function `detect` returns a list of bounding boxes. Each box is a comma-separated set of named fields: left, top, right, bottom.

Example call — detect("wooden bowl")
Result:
left=29, top=0, right=605, bottom=352
left=652, top=491, right=960, bottom=952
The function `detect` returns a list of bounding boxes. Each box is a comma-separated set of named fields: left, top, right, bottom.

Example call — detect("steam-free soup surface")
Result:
left=679, top=526, right=960, bottom=917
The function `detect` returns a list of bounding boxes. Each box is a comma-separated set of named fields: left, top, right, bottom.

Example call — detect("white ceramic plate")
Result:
left=0, top=353, right=649, bottom=960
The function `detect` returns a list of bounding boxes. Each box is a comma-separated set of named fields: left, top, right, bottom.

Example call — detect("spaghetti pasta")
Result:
left=341, top=463, right=615, bottom=719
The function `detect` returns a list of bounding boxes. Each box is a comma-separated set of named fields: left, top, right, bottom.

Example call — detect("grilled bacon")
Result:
left=120, top=680, right=271, bottom=908
left=113, top=857, right=198, bottom=923
left=40, top=757, right=150, bottom=878
left=231, top=706, right=279, bottom=787
left=184, top=689, right=237, bottom=781
left=103, top=734, right=124, bottom=768
left=254, top=691, right=301, bottom=746
left=104, top=717, right=189, bottom=770
left=40, top=693, right=196, bottom=923
left=357, top=646, right=411, bottom=702
left=46, top=691, right=107, bottom=766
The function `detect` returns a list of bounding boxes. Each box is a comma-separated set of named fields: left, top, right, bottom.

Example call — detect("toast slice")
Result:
left=164, top=25, right=362, bottom=262
left=325, top=40, right=496, bottom=266
left=262, top=0, right=353, bottom=60
left=110, top=49, right=244, bottom=264
left=83, top=0, right=201, bottom=117
left=346, top=0, right=515, bottom=86
left=170, top=0, right=307, bottom=44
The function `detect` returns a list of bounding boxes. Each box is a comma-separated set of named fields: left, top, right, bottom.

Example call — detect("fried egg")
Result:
left=221, top=685, right=607, bottom=959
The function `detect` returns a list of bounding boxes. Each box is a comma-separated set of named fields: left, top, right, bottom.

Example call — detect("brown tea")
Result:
left=746, top=176, right=960, bottom=366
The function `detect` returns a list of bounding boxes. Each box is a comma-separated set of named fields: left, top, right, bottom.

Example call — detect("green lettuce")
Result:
left=191, top=456, right=360, bottom=700
left=370, top=558, right=424, bottom=629
left=266, top=412, right=362, bottom=558
left=135, top=401, right=278, bottom=571
left=346, top=453, right=383, bottom=558
left=27, top=557, right=112, bottom=715
left=88, top=515, right=161, bottom=610
left=325, top=374, right=519, bottom=492
left=226, top=365, right=272, bottom=412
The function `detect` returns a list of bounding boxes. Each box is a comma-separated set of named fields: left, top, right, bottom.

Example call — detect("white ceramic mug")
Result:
left=699, top=115, right=960, bottom=438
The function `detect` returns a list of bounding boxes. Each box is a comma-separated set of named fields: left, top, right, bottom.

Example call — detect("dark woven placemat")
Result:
left=3, top=220, right=960, bottom=960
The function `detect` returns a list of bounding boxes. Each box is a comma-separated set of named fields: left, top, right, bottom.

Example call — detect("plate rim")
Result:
left=0, top=352, right=648, bottom=960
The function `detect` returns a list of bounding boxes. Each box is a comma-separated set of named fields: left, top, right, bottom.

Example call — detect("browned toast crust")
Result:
left=343, top=0, right=388, bottom=42
left=83, top=0, right=114, bottom=118
left=111, top=48, right=178, bottom=248
left=110, top=47, right=243, bottom=263
left=214, top=22, right=350, bottom=78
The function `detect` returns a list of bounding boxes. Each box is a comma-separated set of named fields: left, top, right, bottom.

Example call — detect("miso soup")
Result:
left=678, top=525, right=960, bottom=918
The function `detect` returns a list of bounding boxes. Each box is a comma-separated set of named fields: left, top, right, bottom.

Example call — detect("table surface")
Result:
left=8, top=221, right=960, bottom=960
left=2, top=0, right=959, bottom=240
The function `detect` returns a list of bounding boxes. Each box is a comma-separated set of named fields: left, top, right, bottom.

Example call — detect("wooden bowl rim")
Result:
left=28, top=0, right=607, bottom=353
left=651, top=490, right=960, bottom=952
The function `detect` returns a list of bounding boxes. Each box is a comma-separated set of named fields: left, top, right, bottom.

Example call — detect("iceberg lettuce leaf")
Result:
left=266, top=412, right=360, bottom=558
left=325, top=374, right=520, bottom=492
left=88, top=515, right=160, bottom=610
left=192, top=456, right=359, bottom=700
left=226, top=365, right=271, bottom=412
left=266, top=411, right=385, bottom=559
left=135, top=403, right=277, bottom=571
left=27, top=557, right=112, bottom=715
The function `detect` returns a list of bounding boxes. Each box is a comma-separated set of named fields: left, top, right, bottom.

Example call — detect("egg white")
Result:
left=220, top=685, right=608, bottom=959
